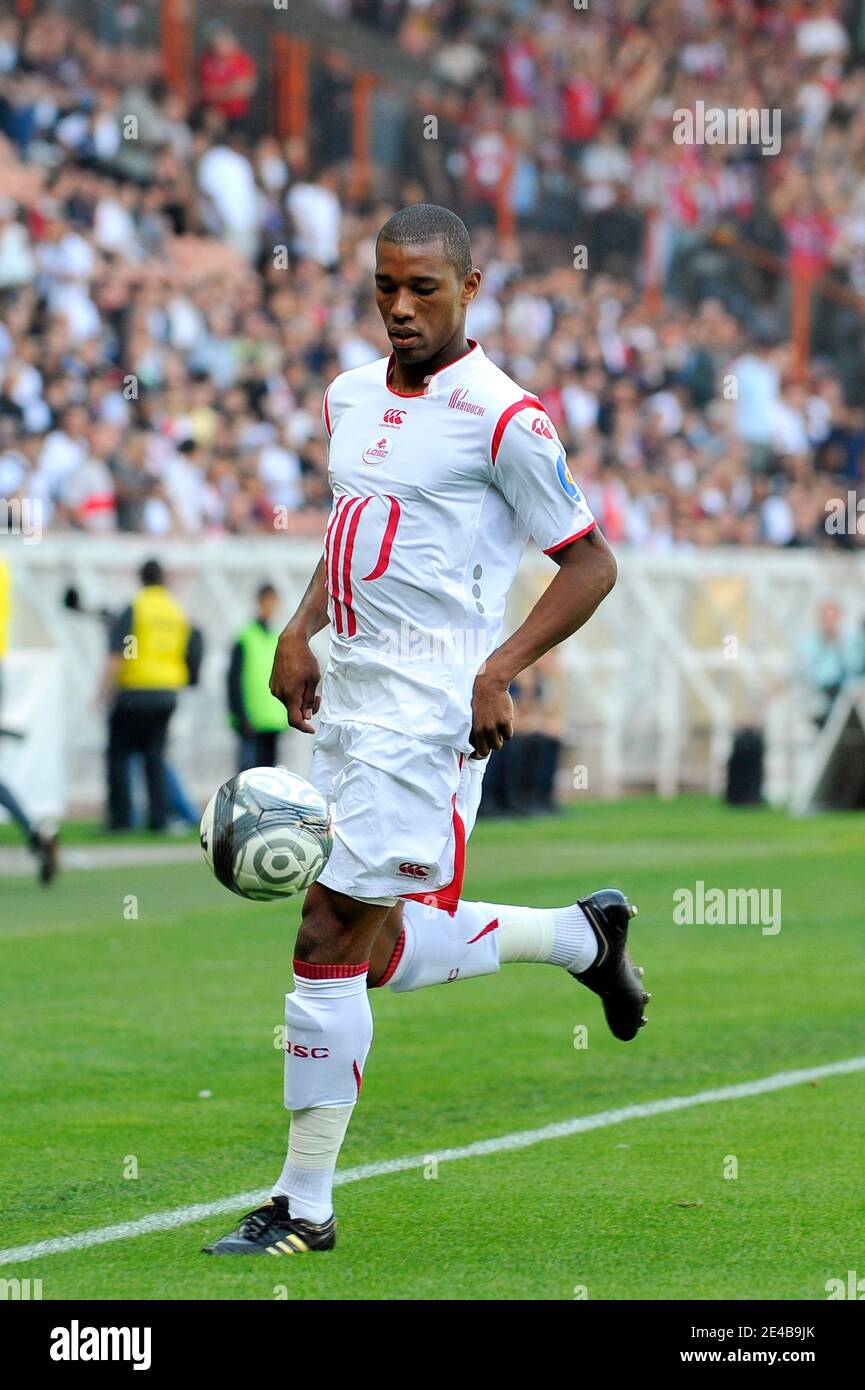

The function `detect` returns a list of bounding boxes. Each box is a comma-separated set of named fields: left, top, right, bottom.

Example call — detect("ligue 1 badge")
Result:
left=556, top=451, right=582, bottom=503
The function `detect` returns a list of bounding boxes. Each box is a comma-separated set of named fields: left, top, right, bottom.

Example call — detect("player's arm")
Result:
left=269, top=556, right=329, bottom=734
left=472, top=404, right=616, bottom=759
left=471, top=529, right=616, bottom=757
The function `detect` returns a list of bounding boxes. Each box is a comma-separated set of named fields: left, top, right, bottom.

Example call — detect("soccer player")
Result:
left=204, top=205, right=650, bottom=1257
left=0, top=556, right=59, bottom=885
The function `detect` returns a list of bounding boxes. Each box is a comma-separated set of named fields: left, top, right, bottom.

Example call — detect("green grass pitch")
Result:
left=1, top=796, right=863, bottom=1301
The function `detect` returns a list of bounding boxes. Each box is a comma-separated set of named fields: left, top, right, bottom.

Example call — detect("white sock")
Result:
left=496, top=901, right=599, bottom=973
left=272, top=1104, right=354, bottom=1224
left=276, top=962, right=373, bottom=1222
left=381, top=899, right=598, bottom=992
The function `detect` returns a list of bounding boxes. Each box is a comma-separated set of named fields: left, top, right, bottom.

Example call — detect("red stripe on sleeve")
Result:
left=490, top=394, right=544, bottom=466
left=543, top=520, right=597, bottom=555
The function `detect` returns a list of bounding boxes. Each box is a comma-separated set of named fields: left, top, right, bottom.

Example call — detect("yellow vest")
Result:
left=0, top=560, right=10, bottom=659
left=117, top=585, right=190, bottom=690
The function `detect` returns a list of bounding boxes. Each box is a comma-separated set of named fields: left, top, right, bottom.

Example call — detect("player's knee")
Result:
left=296, top=886, right=364, bottom=960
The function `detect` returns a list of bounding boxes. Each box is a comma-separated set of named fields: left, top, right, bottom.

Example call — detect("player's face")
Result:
left=374, top=239, right=480, bottom=366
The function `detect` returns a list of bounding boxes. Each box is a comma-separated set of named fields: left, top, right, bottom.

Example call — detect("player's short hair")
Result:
left=140, top=559, right=164, bottom=587
left=257, top=582, right=277, bottom=602
left=377, top=204, right=472, bottom=279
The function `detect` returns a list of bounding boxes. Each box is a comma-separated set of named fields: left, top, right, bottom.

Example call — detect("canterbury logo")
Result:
left=285, top=1042, right=330, bottom=1058
left=448, top=388, right=486, bottom=417
left=531, top=416, right=554, bottom=438
left=382, top=408, right=406, bottom=426
left=397, top=862, right=431, bottom=879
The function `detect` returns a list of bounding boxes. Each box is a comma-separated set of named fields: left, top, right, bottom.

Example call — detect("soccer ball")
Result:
left=200, top=766, right=333, bottom=902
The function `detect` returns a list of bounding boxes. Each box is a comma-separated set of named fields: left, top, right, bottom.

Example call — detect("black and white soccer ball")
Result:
left=200, top=766, right=333, bottom=902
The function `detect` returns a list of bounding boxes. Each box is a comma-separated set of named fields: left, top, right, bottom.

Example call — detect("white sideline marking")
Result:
left=2, top=1055, right=863, bottom=1267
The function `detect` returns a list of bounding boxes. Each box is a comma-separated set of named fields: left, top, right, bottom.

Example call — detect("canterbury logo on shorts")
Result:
left=397, top=862, right=431, bottom=879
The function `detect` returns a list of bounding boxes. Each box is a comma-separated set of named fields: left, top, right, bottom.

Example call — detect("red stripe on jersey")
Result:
left=385, top=339, right=480, bottom=398
left=328, top=495, right=361, bottom=635
left=323, top=494, right=345, bottom=561
left=362, top=494, right=401, bottom=581
left=402, top=796, right=466, bottom=918
left=322, top=384, right=333, bottom=438
left=324, top=495, right=348, bottom=634
left=490, top=394, right=544, bottom=466
left=341, top=496, right=372, bottom=637
left=543, top=521, right=597, bottom=555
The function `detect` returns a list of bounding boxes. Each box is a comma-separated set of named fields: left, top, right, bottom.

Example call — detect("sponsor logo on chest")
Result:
left=448, top=387, right=486, bottom=417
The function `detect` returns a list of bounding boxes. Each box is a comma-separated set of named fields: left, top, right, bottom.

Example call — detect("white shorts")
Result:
left=309, top=720, right=488, bottom=910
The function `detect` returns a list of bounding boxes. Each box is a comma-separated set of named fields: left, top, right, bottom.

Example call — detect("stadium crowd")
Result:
left=0, top=0, right=864, bottom=548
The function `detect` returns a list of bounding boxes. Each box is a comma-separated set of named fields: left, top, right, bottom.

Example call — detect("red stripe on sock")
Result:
left=293, top=959, right=369, bottom=980
left=466, top=916, right=499, bottom=944
left=372, top=928, right=406, bottom=987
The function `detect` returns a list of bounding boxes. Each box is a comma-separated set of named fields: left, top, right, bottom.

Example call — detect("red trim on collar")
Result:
left=385, top=339, right=480, bottom=398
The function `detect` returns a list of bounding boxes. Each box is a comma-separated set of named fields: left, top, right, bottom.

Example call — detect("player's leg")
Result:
left=142, top=696, right=174, bottom=832
left=369, top=755, right=650, bottom=1040
left=0, top=779, right=34, bottom=840
left=368, top=894, right=596, bottom=984
left=204, top=880, right=389, bottom=1257
left=256, top=731, right=278, bottom=767
left=0, top=780, right=58, bottom=883
left=371, top=893, right=649, bottom=1042
left=106, top=699, right=134, bottom=830
left=205, top=720, right=398, bottom=1257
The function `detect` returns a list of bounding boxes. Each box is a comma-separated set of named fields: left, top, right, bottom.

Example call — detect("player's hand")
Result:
left=469, top=669, right=514, bottom=759
left=270, top=627, right=322, bottom=735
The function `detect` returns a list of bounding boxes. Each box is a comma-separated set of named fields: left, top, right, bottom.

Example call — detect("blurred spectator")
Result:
left=198, top=24, right=257, bottom=126
left=0, top=0, right=862, bottom=556
left=798, top=598, right=865, bottom=728
left=479, top=653, right=564, bottom=817
left=99, top=558, right=194, bottom=831
left=227, top=583, right=287, bottom=772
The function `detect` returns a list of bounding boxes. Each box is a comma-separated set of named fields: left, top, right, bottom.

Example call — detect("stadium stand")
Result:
left=1, top=0, right=864, bottom=550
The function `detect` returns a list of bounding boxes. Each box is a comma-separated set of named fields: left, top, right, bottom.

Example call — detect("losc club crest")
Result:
left=362, top=435, right=393, bottom=465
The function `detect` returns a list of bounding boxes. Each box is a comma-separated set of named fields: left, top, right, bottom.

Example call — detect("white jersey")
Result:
left=319, top=338, right=596, bottom=753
